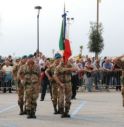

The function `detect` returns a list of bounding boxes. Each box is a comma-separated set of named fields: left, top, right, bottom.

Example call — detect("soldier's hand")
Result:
left=48, top=77, right=52, bottom=81
left=60, top=83, right=65, bottom=89
left=21, top=80, right=24, bottom=84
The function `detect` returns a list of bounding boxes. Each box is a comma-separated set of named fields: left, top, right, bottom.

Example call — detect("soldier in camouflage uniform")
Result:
left=121, top=71, right=124, bottom=107
left=13, top=56, right=27, bottom=115
left=54, top=58, right=77, bottom=118
left=45, top=53, right=62, bottom=114
left=114, top=55, right=124, bottom=107
left=18, top=56, right=41, bottom=118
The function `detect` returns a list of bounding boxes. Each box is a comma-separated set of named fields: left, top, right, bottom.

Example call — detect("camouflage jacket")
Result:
left=13, top=64, right=21, bottom=80
left=46, top=64, right=56, bottom=82
left=54, top=62, right=72, bottom=83
left=18, top=64, right=41, bottom=86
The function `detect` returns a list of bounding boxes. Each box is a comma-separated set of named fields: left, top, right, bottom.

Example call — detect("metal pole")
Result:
left=67, top=18, right=74, bottom=40
left=37, top=14, right=39, bottom=53
left=34, top=6, right=42, bottom=53
left=97, top=0, right=99, bottom=33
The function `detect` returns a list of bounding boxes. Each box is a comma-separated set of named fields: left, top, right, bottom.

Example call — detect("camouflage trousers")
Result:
left=51, top=82, right=59, bottom=105
left=59, top=82, right=72, bottom=111
left=121, top=74, right=124, bottom=107
left=17, top=81, right=24, bottom=106
left=122, top=86, right=124, bottom=107
left=25, top=84, right=39, bottom=111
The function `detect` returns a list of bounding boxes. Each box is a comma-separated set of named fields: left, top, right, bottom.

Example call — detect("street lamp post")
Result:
left=80, top=45, right=83, bottom=57
left=34, top=6, right=42, bottom=54
left=97, top=0, right=99, bottom=34
left=52, top=49, right=55, bottom=58
left=66, top=17, right=74, bottom=39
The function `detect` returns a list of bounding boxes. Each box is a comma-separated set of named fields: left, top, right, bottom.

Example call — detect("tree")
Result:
left=88, top=22, right=104, bottom=58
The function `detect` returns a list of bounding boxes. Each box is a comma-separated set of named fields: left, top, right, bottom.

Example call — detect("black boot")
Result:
left=57, top=106, right=61, bottom=114
left=19, top=105, right=24, bottom=115
left=61, top=112, right=70, bottom=118
left=59, top=108, right=64, bottom=114
left=23, top=106, right=27, bottom=115
left=61, top=108, right=70, bottom=118
left=53, top=104, right=58, bottom=114
left=27, top=110, right=32, bottom=119
left=31, top=110, right=36, bottom=118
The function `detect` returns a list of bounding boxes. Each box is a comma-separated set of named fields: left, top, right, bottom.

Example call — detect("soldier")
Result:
left=113, top=55, right=124, bottom=107
left=18, top=55, right=41, bottom=119
left=13, top=56, right=27, bottom=115
left=121, top=71, right=124, bottom=107
left=45, top=53, right=62, bottom=114
left=54, top=58, right=77, bottom=118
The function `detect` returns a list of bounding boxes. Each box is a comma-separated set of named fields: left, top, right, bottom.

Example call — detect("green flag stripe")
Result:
left=59, top=21, right=64, bottom=50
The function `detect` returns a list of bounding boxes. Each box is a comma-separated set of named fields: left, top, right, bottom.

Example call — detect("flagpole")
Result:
left=62, top=4, right=67, bottom=63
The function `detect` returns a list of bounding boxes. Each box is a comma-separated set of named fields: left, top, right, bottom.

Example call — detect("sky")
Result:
left=0, top=0, right=124, bottom=58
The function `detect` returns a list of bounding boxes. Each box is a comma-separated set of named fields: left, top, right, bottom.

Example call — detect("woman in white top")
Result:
left=2, top=59, right=13, bottom=93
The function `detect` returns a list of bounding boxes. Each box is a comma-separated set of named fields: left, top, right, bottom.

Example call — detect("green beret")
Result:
left=28, top=54, right=34, bottom=58
left=22, top=55, right=27, bottom=59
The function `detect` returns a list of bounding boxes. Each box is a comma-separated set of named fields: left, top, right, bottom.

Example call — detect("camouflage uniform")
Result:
left=114, top=56, right=124, bottom=107
left=121, top=71, right=124, bottom=107
left=13, top=63, right=25, bottom=115
left=19, top=63, right=40, bottom=118
left=54, top=62, right=72, bottom=118
left=46, top=64, right=60, bottom=114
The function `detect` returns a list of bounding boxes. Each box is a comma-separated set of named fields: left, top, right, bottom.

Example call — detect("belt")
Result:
left=62, top=80, right=71, bottom=83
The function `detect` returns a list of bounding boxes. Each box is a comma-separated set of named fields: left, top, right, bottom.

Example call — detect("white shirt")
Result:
left=2, top=65, right=13, bottom=74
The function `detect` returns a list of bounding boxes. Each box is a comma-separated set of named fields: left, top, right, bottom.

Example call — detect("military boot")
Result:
left=53, top=104, right=58, bottom=114
left=59, top=107, right=64, bottom=114
left=23, top=106, right=27, bottom=115
left=57, top=106, right=61, bottom=114
left=27, top=110, right=32, bottom=119
left=19, top=105, right=24, bottom=115
left=31, top=109, right=36, bottom=118
left=61, top=108, right=70, bottom=118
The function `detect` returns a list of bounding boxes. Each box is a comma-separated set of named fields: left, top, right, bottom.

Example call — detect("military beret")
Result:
left=16, top=57, right=21, bottom=60
left=28, top=54, right=34, bottom=58
left=22, top=55, right=27, bottom=59
left=54, top=53, right=62, bottom=59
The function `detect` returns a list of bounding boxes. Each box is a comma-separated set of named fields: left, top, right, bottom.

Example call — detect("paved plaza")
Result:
left=0, top=91, right=124, bottom=127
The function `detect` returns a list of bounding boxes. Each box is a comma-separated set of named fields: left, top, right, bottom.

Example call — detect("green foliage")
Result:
left=88, top=22, right=104, bottom=57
